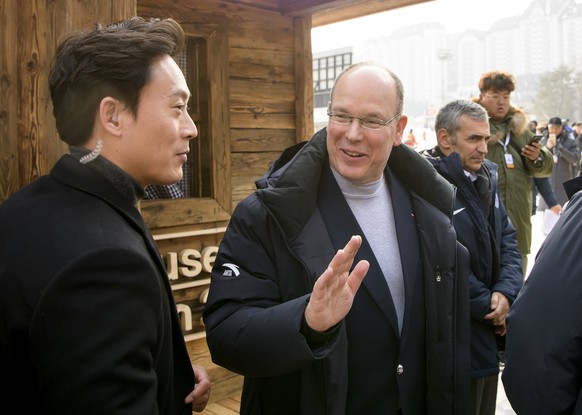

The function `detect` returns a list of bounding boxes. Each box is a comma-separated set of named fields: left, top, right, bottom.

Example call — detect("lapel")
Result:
left=50, top=155, right=185, bottom=335
left=386, top=170, right=421, bottom=340
left=318, top=164, right=420, bottom=337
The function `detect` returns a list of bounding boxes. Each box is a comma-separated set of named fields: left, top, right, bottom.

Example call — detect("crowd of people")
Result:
left=2, top=15, right=582, bottom=415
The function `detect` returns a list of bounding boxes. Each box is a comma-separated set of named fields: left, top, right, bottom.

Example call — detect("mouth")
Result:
left=341, top=149, right=365, bottom=158
left=177, top=149, right=189, bottom=162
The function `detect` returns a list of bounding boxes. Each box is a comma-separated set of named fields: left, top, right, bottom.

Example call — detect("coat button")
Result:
left=397, top=364, right=404, bottom=375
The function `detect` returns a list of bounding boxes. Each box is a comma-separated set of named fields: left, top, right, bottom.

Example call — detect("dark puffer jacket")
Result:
left=204, top=128, right=470, bottom=414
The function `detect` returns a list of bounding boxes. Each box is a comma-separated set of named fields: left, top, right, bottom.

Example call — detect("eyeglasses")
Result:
left=327, top=110, right=400, bottom=130
left=483, top=94, right=510, bottom=103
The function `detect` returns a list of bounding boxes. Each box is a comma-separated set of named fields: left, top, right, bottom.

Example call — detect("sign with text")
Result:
left=154, top=227, right=225, bottom=342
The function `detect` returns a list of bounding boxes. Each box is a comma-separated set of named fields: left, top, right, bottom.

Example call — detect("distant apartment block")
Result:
left=314, top=0, right=582, bottom=124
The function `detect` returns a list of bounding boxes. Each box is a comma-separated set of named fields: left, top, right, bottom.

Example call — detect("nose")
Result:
left=477, top=139, right=488, bottom=155
left=345, top=118, right=364, bottom=141
left=183, top=112, right=198, bottom=141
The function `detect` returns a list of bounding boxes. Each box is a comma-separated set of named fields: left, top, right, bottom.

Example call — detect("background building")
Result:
left=314, top=0, right=582, bottom=130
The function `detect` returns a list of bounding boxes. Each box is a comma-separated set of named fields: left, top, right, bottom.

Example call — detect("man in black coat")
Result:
left=422, top=100, right=522, bottom=415
left=0, top=17, right=210, bottom=414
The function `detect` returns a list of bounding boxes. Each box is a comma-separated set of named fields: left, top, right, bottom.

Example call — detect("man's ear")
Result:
left=392, top=114, right=408, bottom=146
left=436, top=128, right=453, bottom=155
left=99, top=97, right=122, bottom=136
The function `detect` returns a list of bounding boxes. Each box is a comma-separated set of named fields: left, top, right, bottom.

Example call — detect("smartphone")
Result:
left=530, top=134, right=543, bottom=144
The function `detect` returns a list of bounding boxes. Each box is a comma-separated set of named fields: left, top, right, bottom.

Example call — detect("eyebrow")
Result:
left=169, top=87, right=191, bottom=101
left=331, top=106, right=385, bottom=119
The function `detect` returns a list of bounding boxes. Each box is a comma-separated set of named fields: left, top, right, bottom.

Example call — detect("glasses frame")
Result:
left=327, top=110, right=400, bottom=130
left=483, top=93, right=511, bottom=102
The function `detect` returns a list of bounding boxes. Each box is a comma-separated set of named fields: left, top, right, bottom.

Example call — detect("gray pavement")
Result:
left=495, top=210, right=546, bottom=414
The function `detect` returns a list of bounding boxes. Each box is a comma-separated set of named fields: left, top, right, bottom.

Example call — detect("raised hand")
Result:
left=305, top=235, right=370, bottom=332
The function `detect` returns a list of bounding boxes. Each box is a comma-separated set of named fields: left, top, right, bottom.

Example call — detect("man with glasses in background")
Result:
left=204, top=62, right=470, bottom=414
left=474, top=71, right=553, bottom=275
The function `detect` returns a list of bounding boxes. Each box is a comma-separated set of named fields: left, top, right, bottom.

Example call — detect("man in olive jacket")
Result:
left=474, top=71, right=553, bottom=274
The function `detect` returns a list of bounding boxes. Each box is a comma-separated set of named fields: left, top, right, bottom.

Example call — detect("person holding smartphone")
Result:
left=475, top=71, right=553, bottom=275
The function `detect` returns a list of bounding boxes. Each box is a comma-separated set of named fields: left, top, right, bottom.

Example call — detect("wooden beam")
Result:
left=279, top=0, right=434, bottom=27
left=294, top=16, right=314, bottom=142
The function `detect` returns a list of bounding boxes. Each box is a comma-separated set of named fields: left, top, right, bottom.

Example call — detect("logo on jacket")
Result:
left=453, top=207, right=466, bottom=215
left=221, top=263, right=240, bottom=277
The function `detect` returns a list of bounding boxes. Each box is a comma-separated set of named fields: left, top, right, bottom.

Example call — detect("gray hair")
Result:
left=435, top=100, right=489, bottom=141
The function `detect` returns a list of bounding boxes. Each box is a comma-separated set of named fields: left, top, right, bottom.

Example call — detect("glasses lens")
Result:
left=362, top=119, right=383, bottom=129
left=330, top=113, right=351, bottom=124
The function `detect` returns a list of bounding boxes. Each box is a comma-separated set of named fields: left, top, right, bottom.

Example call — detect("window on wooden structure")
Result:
left=313, top=51, right=352, bottom=108
left=145, top=37, right=211, bottom=199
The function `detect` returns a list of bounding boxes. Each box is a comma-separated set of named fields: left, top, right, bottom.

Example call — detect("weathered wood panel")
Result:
left=231, top=128, right=296, bottom=152
left=141, top=198, right=232, bottom=229
left=0, top=0, right=135, bottom=203
left=17, top=1, right=54, bottom=187
left=294, top=16, right=314, bottom=142
left=0, top=0, right=19, bottom=201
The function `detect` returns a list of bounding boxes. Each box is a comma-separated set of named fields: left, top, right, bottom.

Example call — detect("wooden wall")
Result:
left=0, top=0, right=136, bottom=202
left=138, top=0, right=313, bottom=210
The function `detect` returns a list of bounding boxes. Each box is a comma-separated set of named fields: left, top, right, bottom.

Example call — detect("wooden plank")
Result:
left=293, top=16, right=314, bottom=142
left=231, top=152, right=280, bottom=176
left=230, top=79, right=294, bottom=105
left=140, top=197, right=232, bottom=229
left=17, top=0, right=52, bottom=185
left=281, top=0, right=432, bottom=27
left=231, top=128, right=296, bottom=152
left=228, top=20, right=293, bottom=50
left=0, top=0, right=19, bottom=202
left=139, top=0, right=286, bottom=26
left=229, top=78, right=295, bottom=129
left=231, top=175, right=259, bottom=206
left=229, top=46, right=293, bottom=68
left=229, top=60, right=293, bottom=84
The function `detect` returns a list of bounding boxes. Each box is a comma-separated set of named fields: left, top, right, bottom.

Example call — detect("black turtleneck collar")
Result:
left=69, top=146, right=146, bottom=206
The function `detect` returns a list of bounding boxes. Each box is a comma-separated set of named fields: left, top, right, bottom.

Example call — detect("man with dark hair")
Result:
left=475, top=70, right=553, bottom=274
left=422, top=100, right=522, bottom=415
left=540, top=116, right=581, bottom=206
left=0, top=17, right=210, bottom=414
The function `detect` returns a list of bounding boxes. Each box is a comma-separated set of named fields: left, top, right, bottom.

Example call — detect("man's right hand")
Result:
left=305, top=235, right=369, bottom=333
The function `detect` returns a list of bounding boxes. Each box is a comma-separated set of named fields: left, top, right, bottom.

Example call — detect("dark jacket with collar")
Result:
left=423, top=148, right=523, bottom=378
left=204, top=128, right=470, bottom=415
left=0, top=155, right=195, bottom=415
left=502, top=179, right=582, bottom=414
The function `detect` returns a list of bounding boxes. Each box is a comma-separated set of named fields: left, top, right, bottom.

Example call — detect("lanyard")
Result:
left=500, top=132, right=515, bottom=168
left=499, top=132, right=511, bottom=153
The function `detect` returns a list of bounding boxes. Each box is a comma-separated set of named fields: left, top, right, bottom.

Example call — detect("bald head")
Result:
left=330, top=63, right=404, bottom=117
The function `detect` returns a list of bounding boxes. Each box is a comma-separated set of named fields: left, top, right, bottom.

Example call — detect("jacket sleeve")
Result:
left=203, top=195, right=339, bottom=377
left=502, top=193, right=582, bottom=414
left=527, top=145, right=554, bottom=178
left=492, top=198, right=523, bottom=303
